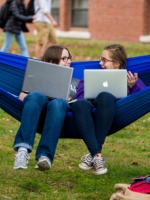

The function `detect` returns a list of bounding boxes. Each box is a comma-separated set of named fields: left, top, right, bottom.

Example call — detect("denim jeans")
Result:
left=0, top=31, right=29, bottom=57
left=13, top=92, right=70, bottom=163
left=71, top=92, right=117, bottom=157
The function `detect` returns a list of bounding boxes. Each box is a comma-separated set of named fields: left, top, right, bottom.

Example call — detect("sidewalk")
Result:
left=56, top=29, right=91, bottom=39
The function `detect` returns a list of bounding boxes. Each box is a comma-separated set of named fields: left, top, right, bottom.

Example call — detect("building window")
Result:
left=71, top=0, right=88, bottom=27
left=51, top=0, right=60, bottom=24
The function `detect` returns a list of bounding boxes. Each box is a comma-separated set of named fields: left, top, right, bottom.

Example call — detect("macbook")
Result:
left=22, top=59, right=73, bottom=100
left=84, top=69, right=127, bottom=99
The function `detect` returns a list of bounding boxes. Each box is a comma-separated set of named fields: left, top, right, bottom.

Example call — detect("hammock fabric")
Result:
left=0, top=52, right=150, bottom=138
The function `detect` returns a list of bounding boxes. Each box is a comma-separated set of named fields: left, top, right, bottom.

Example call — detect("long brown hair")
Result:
left=41, top=45, right=72, bottom=64
left=104, top=44, right=127, bottom=69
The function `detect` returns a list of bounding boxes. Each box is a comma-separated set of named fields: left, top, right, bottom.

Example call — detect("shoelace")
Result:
left=81, top=153, right=93, bottom=164
left=16, top=151, right=29, bottom=162
left=93, top=157, right=105, bottom=169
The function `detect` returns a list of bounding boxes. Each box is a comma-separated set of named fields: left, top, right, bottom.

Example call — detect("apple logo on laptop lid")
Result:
left=103, top=80, right=108, bottom=87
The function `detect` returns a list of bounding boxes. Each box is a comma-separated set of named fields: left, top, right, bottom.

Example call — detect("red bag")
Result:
left=129, top=181, right=150, bottom=194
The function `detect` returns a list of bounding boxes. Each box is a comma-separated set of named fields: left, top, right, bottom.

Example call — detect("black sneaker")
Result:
left=93, top=155, right=107, bottom=175
left=79, top=153, right=93, bottom=170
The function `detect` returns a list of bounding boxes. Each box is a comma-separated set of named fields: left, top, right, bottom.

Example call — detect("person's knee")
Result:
left=47, top=98, right=69, bottom=111
left=95, top=92, right=117, bottom=105
left=98, top=91, right=114, bottom=98
left=71, top=100, right=92, bottom=112
left=25, top=92, right=48, bottom=106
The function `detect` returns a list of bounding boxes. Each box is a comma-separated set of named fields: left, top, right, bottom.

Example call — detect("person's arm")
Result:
left=127, top=71, right=146, bottom=94
left=44, top=12, right=57, bottom=26
left=38, top=0, right=57, bottom=26
left=10, top=1, right=34, bottom=22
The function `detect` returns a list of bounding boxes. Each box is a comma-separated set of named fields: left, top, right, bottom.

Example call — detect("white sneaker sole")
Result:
left=93, top=168, right=108, bottom=175
left=37, top=159, right=51, bottom=171
left=13, top=165, right=27, bottom=170
left=79, top=163, right=93, bottom=170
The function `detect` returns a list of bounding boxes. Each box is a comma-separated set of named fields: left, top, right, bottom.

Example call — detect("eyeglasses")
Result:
left=100, top=57, right=113, bottom=63
left=61, top=56, right=72, bottom=62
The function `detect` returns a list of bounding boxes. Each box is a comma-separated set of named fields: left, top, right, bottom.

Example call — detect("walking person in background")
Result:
left=33, top=0, right=58, bottom=59
left=0, top=0, right=35, bottom=57
left=71, top=44, right=146, bottom=175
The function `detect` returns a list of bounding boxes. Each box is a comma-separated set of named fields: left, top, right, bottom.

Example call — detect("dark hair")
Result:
left=104, top=44, right=127, bottom=69
left=41, top=45, right=72, bottom=64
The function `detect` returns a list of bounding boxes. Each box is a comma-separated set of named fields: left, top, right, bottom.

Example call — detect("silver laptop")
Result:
left=22, top=59, right=73, bottom=100
left=84, top=69, right=127, bottom=99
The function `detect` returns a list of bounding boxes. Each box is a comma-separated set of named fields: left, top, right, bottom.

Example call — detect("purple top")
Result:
left=76, top=78, right=146, bottom=99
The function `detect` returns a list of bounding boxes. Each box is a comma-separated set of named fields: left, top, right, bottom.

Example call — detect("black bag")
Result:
left=0, top=0, right=11, bottom=29
left=26, top=0, right=35, bottom=16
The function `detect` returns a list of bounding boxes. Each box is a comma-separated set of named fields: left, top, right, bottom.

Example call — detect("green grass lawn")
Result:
left=0, top=34, right=149, bottom=199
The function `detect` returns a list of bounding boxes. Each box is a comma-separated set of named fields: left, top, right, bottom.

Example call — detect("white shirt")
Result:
left=34, top=0, right=52, bottom=24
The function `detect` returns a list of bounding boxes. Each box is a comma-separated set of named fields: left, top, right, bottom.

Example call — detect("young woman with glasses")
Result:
left=71, top=44, right=146, bottom=175
left=13, top=45, right=78, bottom=171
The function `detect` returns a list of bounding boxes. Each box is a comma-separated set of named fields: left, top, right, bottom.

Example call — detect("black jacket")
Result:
left=4, top=0, right=33, bottom=34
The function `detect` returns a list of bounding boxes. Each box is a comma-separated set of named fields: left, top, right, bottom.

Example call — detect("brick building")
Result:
left=1, top=0, right=150, bottom=42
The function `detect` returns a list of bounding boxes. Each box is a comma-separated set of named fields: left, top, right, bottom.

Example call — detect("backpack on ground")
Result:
left=26, top=0, right=35, bottom=16
left=110, top=175, right=150, bottom=200
left=0, top=0, right=12, bottom=29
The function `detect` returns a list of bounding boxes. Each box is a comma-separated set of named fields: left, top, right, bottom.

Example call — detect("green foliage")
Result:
left=0, top=35, right=149, bottom=199
left=0, top=33, right=150, bottom=60
left=0, top=111, right=149, bottom=200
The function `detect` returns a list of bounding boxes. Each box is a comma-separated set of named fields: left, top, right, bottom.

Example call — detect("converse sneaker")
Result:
left=36, top=156, right=51, bottom=171
left=93, top=155, right=107, bottom=175
left=79, top=153, right=93, bottom=170
left=14, top=150, right=29, bottom=170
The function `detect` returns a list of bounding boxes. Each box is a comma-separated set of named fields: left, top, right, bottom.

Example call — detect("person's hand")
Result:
left=127, top=71, right=138, bottom=88
left=32, top=15, right=36, bottom=20
left=52, top=20, right=58, bottom=27
left=19, top=92, right=28, bottom=101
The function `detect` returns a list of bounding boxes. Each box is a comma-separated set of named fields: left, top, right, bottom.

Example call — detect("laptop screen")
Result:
left=84, top=69, right=127, bottom=99
left=22, top=59, right=73, bottom=100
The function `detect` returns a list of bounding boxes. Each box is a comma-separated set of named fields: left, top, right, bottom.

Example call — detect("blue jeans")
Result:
left=71, top=92, right=117, bottom=157
left=13, top=92, right=70, bottom=163
left=0, top=31, right=29, bottom=57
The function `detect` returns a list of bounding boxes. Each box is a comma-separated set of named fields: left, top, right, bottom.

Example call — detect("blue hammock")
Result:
left=0, top=52, right=150, bottom=138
